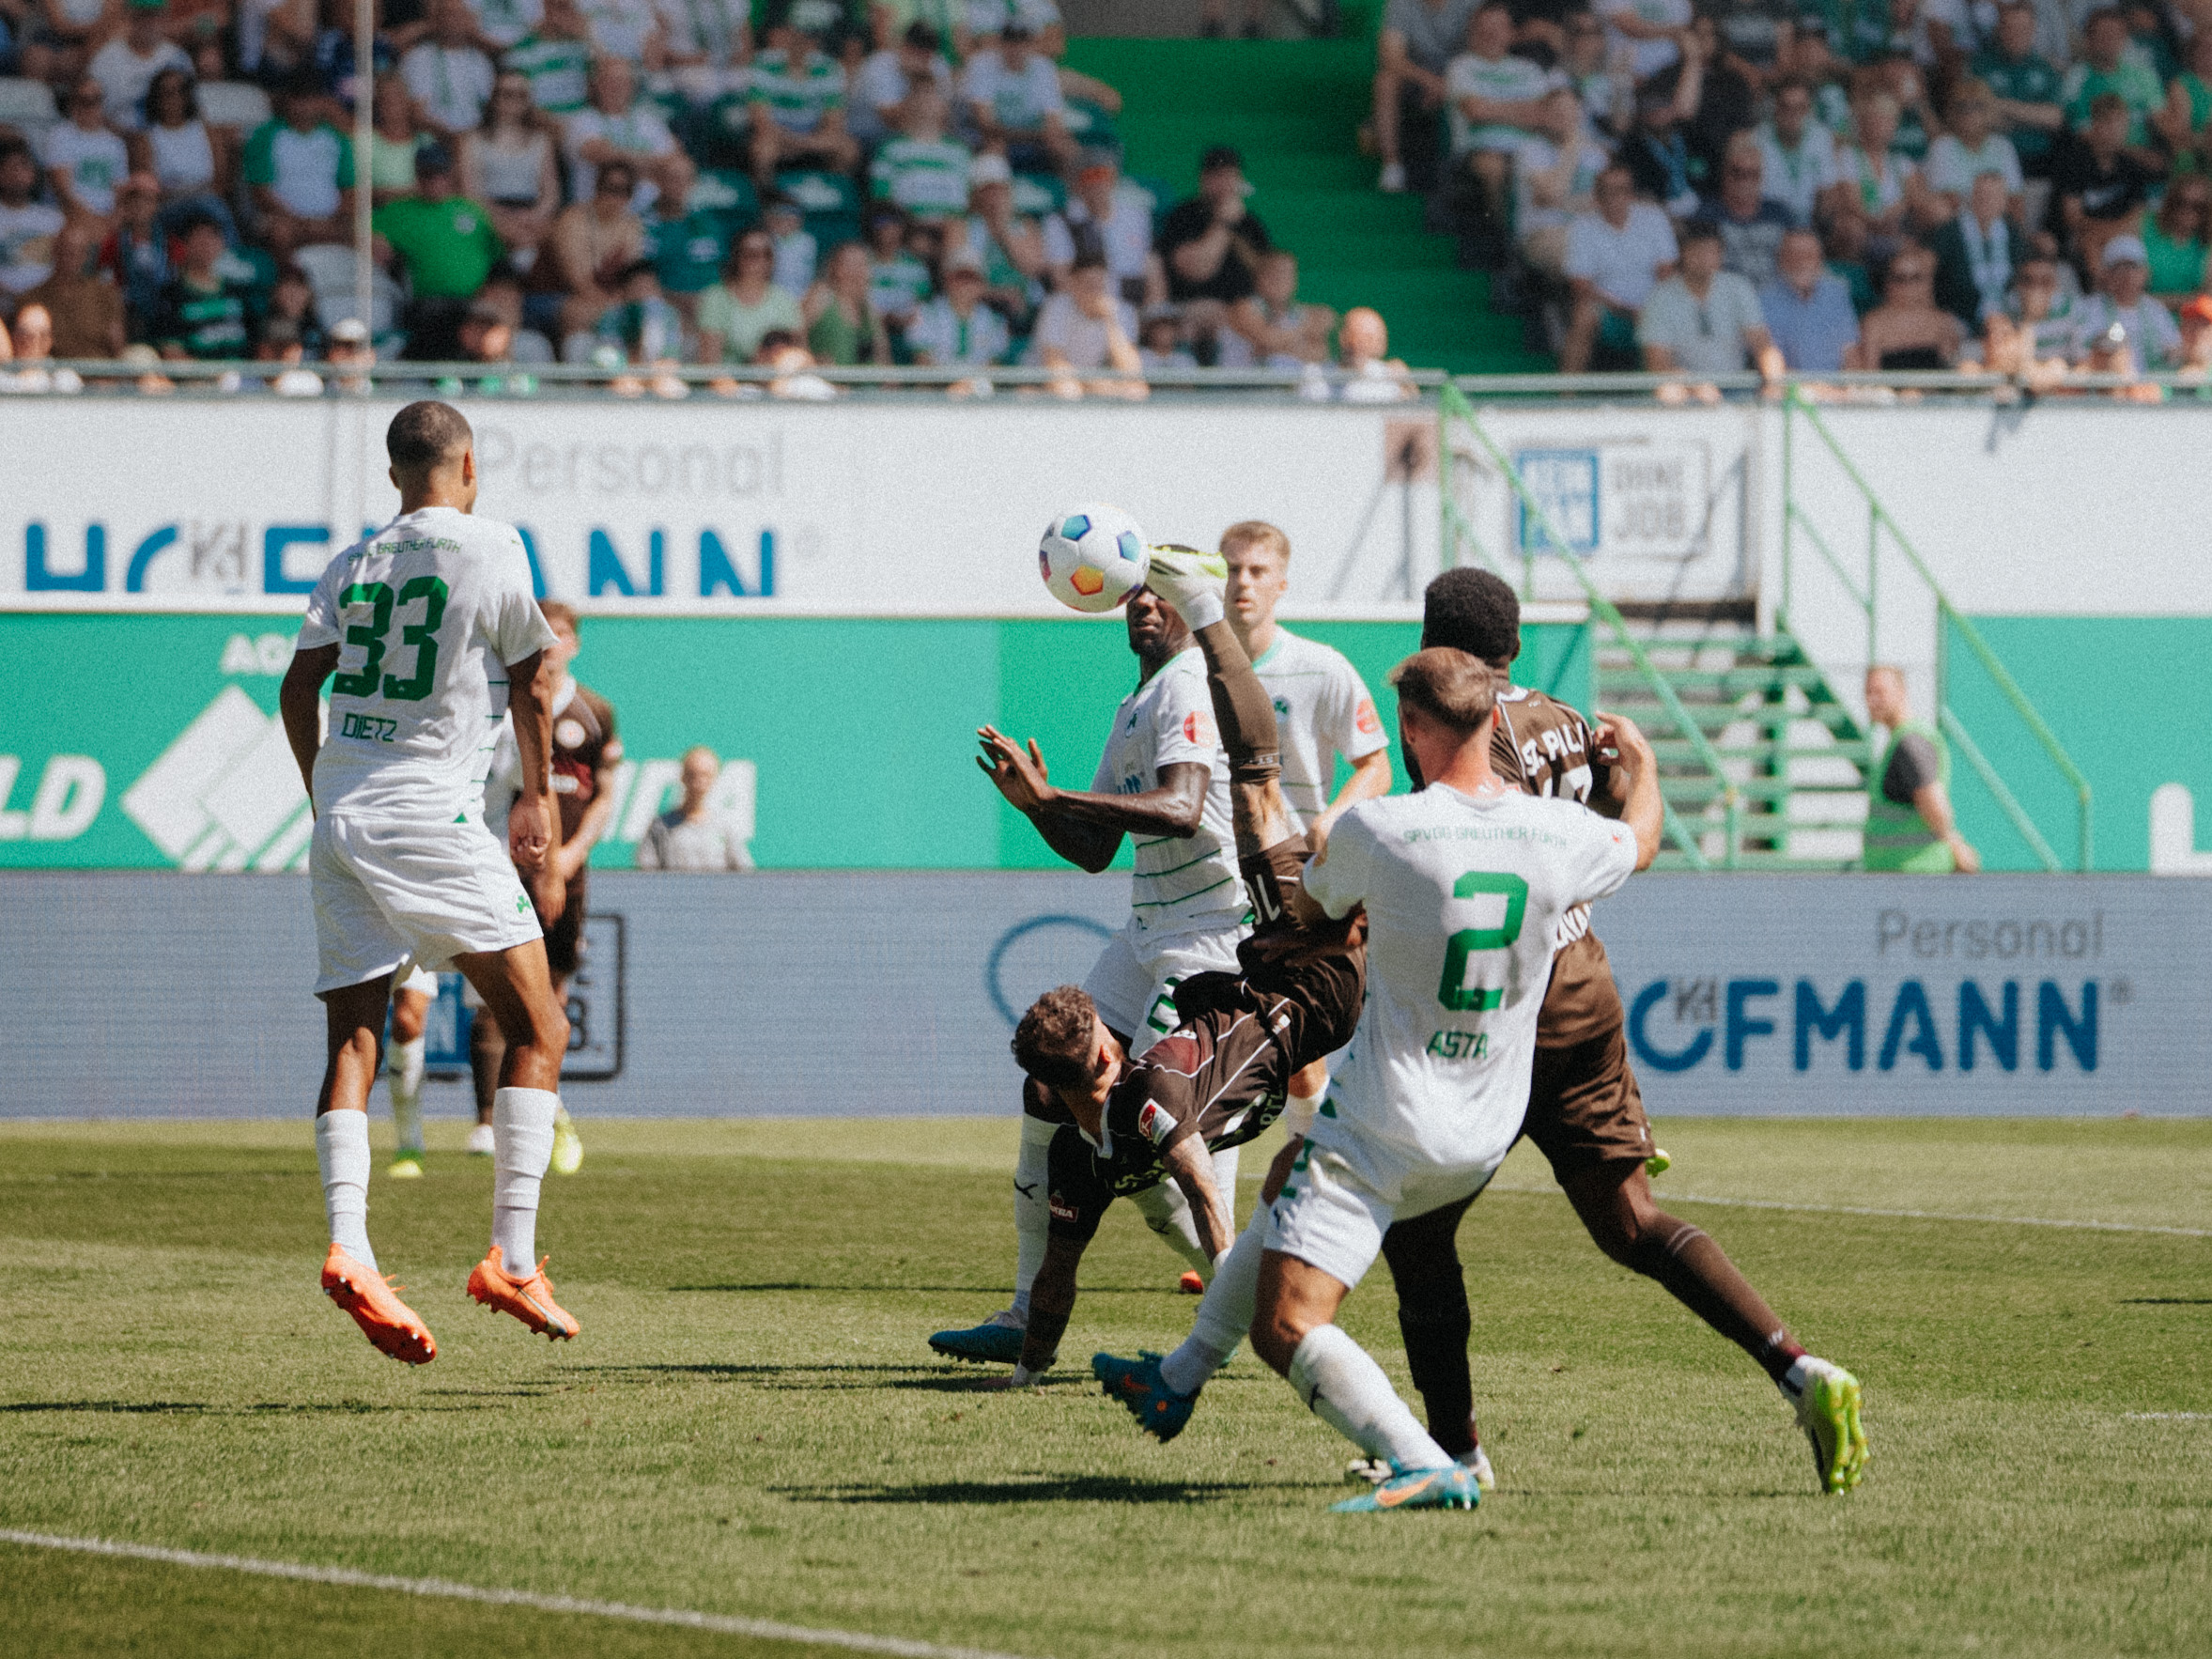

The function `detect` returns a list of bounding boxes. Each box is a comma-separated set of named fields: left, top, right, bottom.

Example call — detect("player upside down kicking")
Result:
left=985, top=553, right=1369, bottom=1389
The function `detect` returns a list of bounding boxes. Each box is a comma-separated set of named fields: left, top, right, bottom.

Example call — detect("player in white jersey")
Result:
left=278, top=401, right=580, bottom=1366
left=1221, top=519, right=1392, bottom=1142
left=928, top=583, right=1254, bottom=1366
left=1104, top=562, right=1664, bottom=1511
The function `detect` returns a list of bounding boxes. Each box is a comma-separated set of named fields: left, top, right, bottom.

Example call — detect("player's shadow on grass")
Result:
left=566, top=1362, right=1091, bottom=1393
left=2122, top=1297, right=2212, bottom=1305
left=776, top=1474, right=1275, bottom=1506
left=0, top=1400, right=211, bottom=1415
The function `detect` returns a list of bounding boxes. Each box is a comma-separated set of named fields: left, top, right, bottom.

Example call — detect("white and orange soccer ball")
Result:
left=1038, top=504, right=1151, bottom=612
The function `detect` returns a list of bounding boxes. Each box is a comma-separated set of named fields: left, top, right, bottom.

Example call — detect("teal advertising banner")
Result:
left=0, top=611, right=1592, bottom=872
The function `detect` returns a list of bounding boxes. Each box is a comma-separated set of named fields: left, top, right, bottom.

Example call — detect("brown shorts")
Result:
left=1518, top=1020, right=1652, bottom=1180
left=535, top=876, right=585, bottom=980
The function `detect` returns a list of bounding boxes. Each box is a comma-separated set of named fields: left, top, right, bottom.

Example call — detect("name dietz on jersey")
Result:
left=340, top=712, right=398, bottom=742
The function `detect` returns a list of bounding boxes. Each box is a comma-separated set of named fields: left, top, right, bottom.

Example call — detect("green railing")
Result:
left=1437, top=385, right=1738, bottom=869
left=1780, top=389, right=2093, bottom=871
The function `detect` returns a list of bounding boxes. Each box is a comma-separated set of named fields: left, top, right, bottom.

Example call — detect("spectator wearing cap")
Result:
left=1372, top=0, right=1478, bottom=194
left=906, top=246, right=1011, bottom=375
left=2052, top=92, right=2157, bottom=276
left=374, top=143, right=503, bottom=356
left=243, top=72, right=356, bottom=257
left=2070, top=234, right=2181, bottom=366
left=151, top=208, right=254, bottom=359
left=1755, top=77, right=1838, bottom=231
left=461, top=70, right=559, bottom=268
left=565, top=55, right=683, bottom=208
left=86, top=0, right=190, bottom=132
left=1689, top=134, right=1794, bottom=289
left=43, top=76, right=130, bottom=228
left=747, top=8, right=860, bottom=187
left=1560, top=163, right=1677, bottom=372
left=326, top=316, right=376, bottom=391
left=1443, top=3, right=1549, bottom=251
left=98, top=170, right=166, bottom=330
left=869, top=82, right=975, bottom=222
left=694, top=225, right=805, bottom=364
left=636, top=749, right=754, bottom=871
left=853, top=21, right=954, bottom=147
left=1757, top=226, right=1858, bottom=372
left=1029, top=252, right=1143, bottom=399
left=21, top=218, right=126, bottom=358
left=1219, top=248, right=1334, bottom=369
left=550, top=153, right=646, bottom=339
left=1845, top=244, right=1963, bottom=369
left=1158, top=145, right=1274, bottom=358
left=402, top=0, right=498, bottom=140
left=1638, top=221, right=1784, bottom=393
left=959, top=20, right=1075, bottom=174
left=1928, top=170, right=2024, bottom=329
left=2060, top=8, right=2163, bottom=149
left=0, top=142, right=66, bottom=297
left=953, top=150, right=1045, bottom=327
left=1042, top=151, right=1160, bottom=307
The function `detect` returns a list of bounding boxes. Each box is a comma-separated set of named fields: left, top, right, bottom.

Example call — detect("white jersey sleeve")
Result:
left=1323, top=652, right=1387, bottom=765
left=1300, top=800, right=1376, bottom=919
left=1564, top=803, right=1639, bottom=907
left=483, top=527, right=558, bottom=666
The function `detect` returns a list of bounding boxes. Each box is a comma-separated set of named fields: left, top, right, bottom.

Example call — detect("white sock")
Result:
left=1177, top=589, right=1226, bottom=630
left=1008, top=1115, right=1055, bottom=1323
left=387, top=1036, right=425, bottom=1153
left=1287, top=1324, right=1454, bottom=1471
left=1210, top=1143, right=1240, bottom=1234
left=491, top=1086, right=559, bottom=1272
left=316, top=1110, right=376, bottom=1271
left=1130, top=1177, right=1214, bottom=1276
left=1160, top=1206, right=1267, bottom=1395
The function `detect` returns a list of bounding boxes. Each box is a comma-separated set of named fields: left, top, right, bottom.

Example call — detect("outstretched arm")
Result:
left=976, top=725, right=1207, bottom=872
left=1161, top=1134, right=1231, bottom=1260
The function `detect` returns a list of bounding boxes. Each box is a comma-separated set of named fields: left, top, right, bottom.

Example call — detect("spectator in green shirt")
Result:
left=1971, top=2, right=2063, bottom=176
left=151, top=209, right=254, bottom=360
left=2153, top=29, right=2212, bottom=169
left=372, top=144, right=503, bottom=357
left=641, top=152, right=733, bottom=325
left=2060, top=8, right=2166, bottom=149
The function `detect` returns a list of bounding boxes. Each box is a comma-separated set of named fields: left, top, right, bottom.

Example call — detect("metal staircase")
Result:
left=1592, top=617, right=1872, bottom=871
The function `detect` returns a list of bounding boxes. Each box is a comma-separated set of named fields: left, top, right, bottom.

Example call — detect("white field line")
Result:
left=1483, top=1184, right=2211, bottom=1238
left=0, top=1530, right=1037, bottom=1659
left=2123, top=1413, right=2212, bottom=1420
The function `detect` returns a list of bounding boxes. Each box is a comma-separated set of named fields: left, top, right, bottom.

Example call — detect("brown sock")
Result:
left=1190, top=619, right=1280, bottom=783
left=1628, top=1214, right=1804, bottom=1383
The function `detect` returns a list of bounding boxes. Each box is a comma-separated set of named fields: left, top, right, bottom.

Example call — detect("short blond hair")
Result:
left=1388, top=647, right=1497, bottom=734
left=1219, top=520, right=1291, bottom=564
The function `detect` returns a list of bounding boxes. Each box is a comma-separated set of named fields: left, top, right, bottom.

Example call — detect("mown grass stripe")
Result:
left=0, top=1530, right=1038, bottom=1659
left=1485, top=1184, right=2211, bottom=1238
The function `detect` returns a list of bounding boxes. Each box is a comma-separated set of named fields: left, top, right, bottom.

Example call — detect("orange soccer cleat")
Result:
left=1178, top=1271, right=1206, bottom=1295
left=322, top=1244, right=437, bottom=1365
left=466, top=1246, right=580, bottom=1341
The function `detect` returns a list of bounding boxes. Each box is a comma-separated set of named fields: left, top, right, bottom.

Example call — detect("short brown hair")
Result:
left=1219, top=520, right=1291, bottom=564
left=385, top=400, right=472, bottom=473
left=539, top=599, right=580, bottom=633
left=1388, top=647, right=1497, bottom=734
left=1012, top=985, right=1101, bottom=1088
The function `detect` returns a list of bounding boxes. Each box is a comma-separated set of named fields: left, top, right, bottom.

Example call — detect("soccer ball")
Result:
left=1038, top=504, right=1150, bottom=613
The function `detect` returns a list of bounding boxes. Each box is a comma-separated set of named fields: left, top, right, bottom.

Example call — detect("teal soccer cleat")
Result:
left=1328, top=1461, right=1482, bottom=1513
left=928, top=1311, right=1027, bottom=1365
left=1093, top=1350, right=1199, bottom=1442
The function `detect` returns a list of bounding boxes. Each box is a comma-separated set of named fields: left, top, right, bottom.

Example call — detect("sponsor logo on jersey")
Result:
left=1182, top=710, right=1214, bottom=746
left=1048, top=1191, right=1079, bottom=1222
left=1137, top=1099, right=1176, bottom=1144
left=1354, top=699, right=1381, bottom=736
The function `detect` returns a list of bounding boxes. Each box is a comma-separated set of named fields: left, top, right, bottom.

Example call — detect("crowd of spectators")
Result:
left=0, top=0, right=1411, bottom=395
left=1378, top=0, right=2212, bottom=388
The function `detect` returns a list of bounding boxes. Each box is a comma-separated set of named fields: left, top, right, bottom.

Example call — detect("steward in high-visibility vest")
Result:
left=1862, top=667, right=1978, bottom=874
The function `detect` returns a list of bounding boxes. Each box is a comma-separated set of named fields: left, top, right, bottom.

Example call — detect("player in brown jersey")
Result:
left=1371, top=568, right=1867, bottom=1494
left=471, top=600, right=622, bottom=1171
left=982, top=550, right=1368, bottom=1389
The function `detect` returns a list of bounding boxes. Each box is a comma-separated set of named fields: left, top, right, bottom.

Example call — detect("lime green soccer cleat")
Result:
left=1139, top=544, right=1229, bottom=622
left=1785, top=1357, right=1868, bottom=1495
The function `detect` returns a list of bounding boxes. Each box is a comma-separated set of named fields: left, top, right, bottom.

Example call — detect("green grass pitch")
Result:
left=2, top=1116, right=2207, bottom=1658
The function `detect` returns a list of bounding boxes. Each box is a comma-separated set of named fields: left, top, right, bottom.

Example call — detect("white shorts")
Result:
left=310, top=810, right=542, bottom=995
left=1263, top=1134, right=1495, bottom=1292
left=394, top=964, right=440, bottom=998
left=1082, top=916, right=1245, bottom=1054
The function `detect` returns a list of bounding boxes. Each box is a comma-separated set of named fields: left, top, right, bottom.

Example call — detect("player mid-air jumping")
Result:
left=279, top=400, right=581, bottom=1365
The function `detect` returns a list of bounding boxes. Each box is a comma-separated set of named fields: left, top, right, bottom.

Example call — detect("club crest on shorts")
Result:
left=1137, top=1099, right=1176, bottom=1145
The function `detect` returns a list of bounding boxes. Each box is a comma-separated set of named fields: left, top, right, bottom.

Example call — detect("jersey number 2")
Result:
left=332, top=577, right=449, bottom=703
left=1435, top=871, right=1527, bottom=1013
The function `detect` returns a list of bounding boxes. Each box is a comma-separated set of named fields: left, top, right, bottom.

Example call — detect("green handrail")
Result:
left=1782, top=389, right=2094, bottom=870
left=1437, top=385, right=1740, bottom=868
